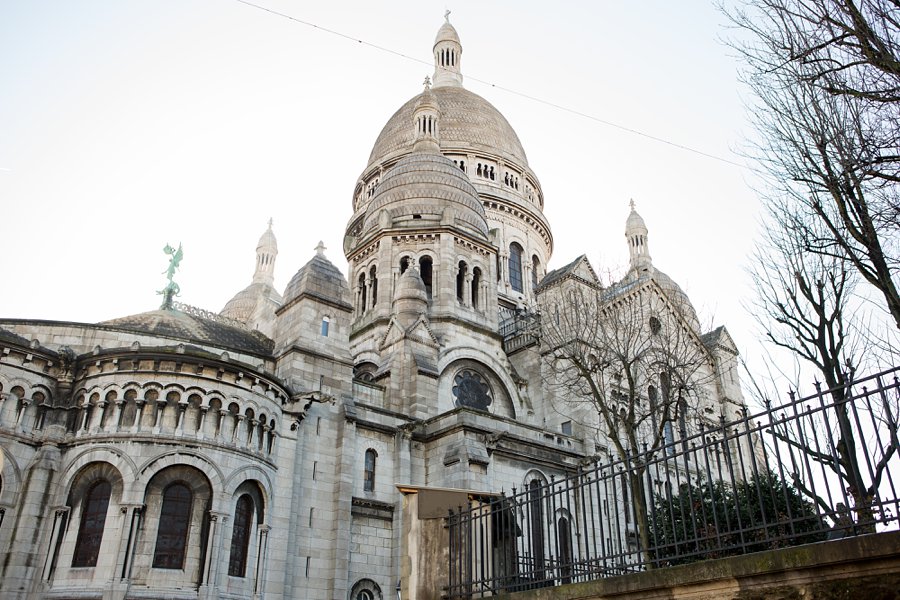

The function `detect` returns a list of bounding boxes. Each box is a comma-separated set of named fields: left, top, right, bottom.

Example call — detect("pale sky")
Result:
left=0, top=1, right=762, bottom=368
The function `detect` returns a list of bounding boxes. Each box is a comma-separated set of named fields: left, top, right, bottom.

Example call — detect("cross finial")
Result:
left=444, top=9, right=451, bottom=22
left=423, top=75, right=432, bottom=90
left=629, top=198, right=636, bottom=211
left=267, top=217, right=273, bottom=229
left=315, top=241, right=326, bottom=256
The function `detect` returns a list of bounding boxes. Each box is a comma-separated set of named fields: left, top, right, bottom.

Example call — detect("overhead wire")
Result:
left=234, top=0, right=750, bottom=170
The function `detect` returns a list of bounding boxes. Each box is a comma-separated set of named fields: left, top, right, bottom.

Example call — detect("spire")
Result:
left=413, top=76, right=441, bottom=153
left=253, top=220, right=278, bottom=284
left=433, top=12, right=463, bottom=88
left=625, top=200, right=652, bottom=272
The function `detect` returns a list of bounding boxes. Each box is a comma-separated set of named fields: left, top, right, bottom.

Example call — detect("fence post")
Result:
left=398, top=485, right=492, bottom=600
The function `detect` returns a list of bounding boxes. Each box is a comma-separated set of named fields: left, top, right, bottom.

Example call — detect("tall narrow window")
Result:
left=369, top=266, right=378, bottom=308
left=153, top=483, right=192, bottom=569
left=321, top=316, right=330, bottom=337
left=509, top=243, right=524, bottom=293
left=471, top=267, right=481, bottom=310
left=419, top=256, right=433, bottom=298
left=456, top=261, right=467, bottom=302
left=358, top=274, right=367, bottom=312
left=228, top=494, right=253, bottom=577
left=531, top=255, right=540, bottom=290
left=363, top=449, right=377, bottom=492
left=557, top=517, right=572, bottom=584
left=72, top=480, right=111, bottom=567
left=528, top=479, right=545, bottom=579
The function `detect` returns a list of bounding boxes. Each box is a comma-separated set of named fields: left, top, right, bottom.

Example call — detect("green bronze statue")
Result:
left=158, top=243, right=183, bottom=309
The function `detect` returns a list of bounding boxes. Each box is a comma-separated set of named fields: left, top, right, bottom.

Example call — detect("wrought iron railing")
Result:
left=446, top=367, right=900, bottom=597
left=499, top=311, right=540, bottom=354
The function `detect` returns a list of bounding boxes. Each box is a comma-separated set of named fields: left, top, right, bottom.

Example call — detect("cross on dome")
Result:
left=423, top=76, right=432, bottom=90
left=444, top=9, right=450, bottom=22
left=315, top=241, right=326, bottom=256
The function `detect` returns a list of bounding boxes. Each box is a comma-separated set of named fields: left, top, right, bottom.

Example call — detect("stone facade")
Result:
left=0, top=15, right=746, bottom=600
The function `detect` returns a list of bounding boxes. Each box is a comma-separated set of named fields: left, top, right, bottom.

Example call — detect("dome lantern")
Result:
left=253, top=218, right=278, bottom=285
left=433, top=11, right=463, bottom=88
left=626, top=200, right=652, bottom=272
left=413, top=77, right=441, bottom=153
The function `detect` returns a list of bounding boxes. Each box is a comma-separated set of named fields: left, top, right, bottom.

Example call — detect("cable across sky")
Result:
left=234, top=0, right=749, bottom=170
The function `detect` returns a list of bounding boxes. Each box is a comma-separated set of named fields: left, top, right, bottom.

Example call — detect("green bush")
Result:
left=649, top=470, right=828, bottom=566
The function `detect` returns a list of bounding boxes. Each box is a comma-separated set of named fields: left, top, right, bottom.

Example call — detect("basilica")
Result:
left=0, top=16, right=746, bottom=600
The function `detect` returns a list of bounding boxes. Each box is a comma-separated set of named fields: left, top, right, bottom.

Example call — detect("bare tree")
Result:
left=539, top=276, right=716, bottom=564
left=746, top=201, right=899, bottom=530
left=726, top=0, right=900, bottom=328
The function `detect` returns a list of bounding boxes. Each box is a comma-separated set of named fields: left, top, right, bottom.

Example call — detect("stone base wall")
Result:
left=492, top=531, right=900, bottom=600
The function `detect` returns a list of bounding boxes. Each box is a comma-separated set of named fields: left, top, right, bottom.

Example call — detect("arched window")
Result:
left=557, top=516, right=572, bottom=584
left=228, top=494, right=253, bottom=577
left=72, top=480, right=111, bottom=567
left=532, top=255, right=540, bottom=290
left=358, top=274, right=367, bottom=312
left=321, top=316, right=330, bottom=337
left=153, top=482, right=192, bottom=569
left=471, top=267, right=481, bottom=310
left=419, top=256, right=433, bottom=298
left=369, top=266, right=378, bottom=308
left=509, top=243, right=524, bottom=293
left=528, top=479, right=545, bottom=579
left=456, top=261, right=467, bottom=302
left=363, top=449, right=377, bottom=492
left=400, top=256, right=410, bottom=274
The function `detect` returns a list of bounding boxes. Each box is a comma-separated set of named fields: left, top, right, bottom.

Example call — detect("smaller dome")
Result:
left=435, top=20, right=460, bottom=46
left=221, top=282, right=283, bottom=323
left=651, top=269, right=700, bottom=331
left=283, top=247, right=352, bottom=309
left=394, top=267, right=428, bottom=304
left=361, top=153, right=488, bottom=241
left=626, top=202, right=648, bottom=235
left=257, top=221, right=277, bottom=252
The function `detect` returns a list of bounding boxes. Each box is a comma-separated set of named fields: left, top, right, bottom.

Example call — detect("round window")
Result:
left=452, top=369, right=493, bottom=411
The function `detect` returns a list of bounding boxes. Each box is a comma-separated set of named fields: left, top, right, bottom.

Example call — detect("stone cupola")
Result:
left=626, top=200, right=652, bottom=273
left=433, top=11, right=463, bottom=88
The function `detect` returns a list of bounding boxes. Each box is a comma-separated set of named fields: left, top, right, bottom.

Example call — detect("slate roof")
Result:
left=99, top=309, right=274, bottom=356
left=0, top=327, right=56, bottom=355
left=537, top=255, right=600, bottom=290
left=282, top=253, right=352, bottom=309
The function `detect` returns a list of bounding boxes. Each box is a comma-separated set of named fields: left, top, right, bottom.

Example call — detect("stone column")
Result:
left=133, top=400, right=145, bottom=433
left=118, top=505, right=144, bottom=581
left=201, top=511, right=228, bottom=592
left=197, top=406, right=208, bottom=440
left=233, top=415, right=245, bottom=444
left=79, top=398, right=91, bottom=433
left=90, top=399, right=107, bottom=432
left=217, top=409, right=228, bottom=441
left=40, top=507, right=69, bottom=581
left=252, top=524, right=270, bottom=598
left=176, top=399, right=188, bottom=435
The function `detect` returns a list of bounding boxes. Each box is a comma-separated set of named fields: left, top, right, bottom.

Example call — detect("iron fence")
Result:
left=446, top=367, right=900, bottom=598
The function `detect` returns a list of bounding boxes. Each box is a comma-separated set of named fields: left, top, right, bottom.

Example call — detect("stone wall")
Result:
left=492, top=531, right=900, bottom=600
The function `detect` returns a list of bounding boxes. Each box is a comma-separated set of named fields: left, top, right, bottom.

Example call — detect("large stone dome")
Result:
left=367, top=86, right=529, bottom=168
